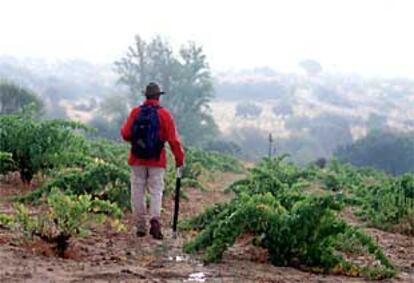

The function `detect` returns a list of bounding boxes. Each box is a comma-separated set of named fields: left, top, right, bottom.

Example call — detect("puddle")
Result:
left=168, top=255, right=190, bottom=262
left=185, top=272, right=206, bottom=282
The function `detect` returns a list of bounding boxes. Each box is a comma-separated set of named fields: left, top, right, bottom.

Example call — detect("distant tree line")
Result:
left=335, top=130, right=414, bottom=175
left=0, top=81, right=43, bottom=115
left=235, top=102, right=262, bottom=118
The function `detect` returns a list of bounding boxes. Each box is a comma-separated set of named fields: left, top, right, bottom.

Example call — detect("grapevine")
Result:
left=184, top=158, right=397, bottom=279
left=4, top=188, right=123, bottom=257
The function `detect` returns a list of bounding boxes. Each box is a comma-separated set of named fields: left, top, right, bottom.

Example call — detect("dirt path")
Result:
left=340, top=207, right=414, bottom=281
left=1, top=174, right=413, bottom=283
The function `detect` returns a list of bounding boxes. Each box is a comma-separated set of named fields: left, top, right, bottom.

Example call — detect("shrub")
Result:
left=18, top=160, right=130, bottom=208
left=0, top=113, right=89, bottom=183
left=9, top=188, right=123, bottom=257
left=0, top=151, right=14, bottom=175
left=0, top=81, right=44, bottom=115
left=184, top=158, right=396, bottom=279
left=235, top=102, right=262, bottom=118
left=335, top=130, right=414, bottom=175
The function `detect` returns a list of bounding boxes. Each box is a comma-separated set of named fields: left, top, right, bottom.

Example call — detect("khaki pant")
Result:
left=130, top=166, right=165, bottom=230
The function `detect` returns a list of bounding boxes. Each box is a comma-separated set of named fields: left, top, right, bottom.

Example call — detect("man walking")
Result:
left=121, top=82, right=185, bottom=239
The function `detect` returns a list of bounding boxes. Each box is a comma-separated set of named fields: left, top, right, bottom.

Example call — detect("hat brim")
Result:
left=142, top=91, right=166, bottom=96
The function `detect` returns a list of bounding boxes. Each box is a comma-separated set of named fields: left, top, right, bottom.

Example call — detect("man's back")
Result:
left=121, top=98, right=184, bottom=168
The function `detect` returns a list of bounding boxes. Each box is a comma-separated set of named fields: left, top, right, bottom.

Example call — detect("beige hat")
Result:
left=144, top=82, right=165, bottom=97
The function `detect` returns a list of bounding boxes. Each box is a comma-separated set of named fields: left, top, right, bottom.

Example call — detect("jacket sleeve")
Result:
left=120, top=108, right=139, bottom=142
left=164, top=111, right=185, bottom=167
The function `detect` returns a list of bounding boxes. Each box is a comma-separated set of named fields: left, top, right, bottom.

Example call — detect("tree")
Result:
left=114, top=36, right=175, bottom=107
left=308, top=114, right=353, bottom=156
left=0, top=81, right=43, bottom=115
left=284, top=113, right=353, bottom=158
left=367, top=113, right=388, bottom=130
left=235, top=102, right=263, bottom=118
left=201, top=140, right=241, bottom=155
left=89, top=93, right=129, bottom=140
left=335, top=130, right=414, bottom=175
left=299, top=59, right=323, bottom=76
left=113, top=35, right=218, bottom=146
left=272, top=101, right=293, bottom=116
left=227, top=127, right=269, bottom=160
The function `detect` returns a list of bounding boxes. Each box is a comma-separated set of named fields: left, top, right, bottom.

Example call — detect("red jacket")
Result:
left=120, top=99, right=185, bottom=168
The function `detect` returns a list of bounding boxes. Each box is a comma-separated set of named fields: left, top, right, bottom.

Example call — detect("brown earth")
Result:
left=0, top=173, right=413, bottom=283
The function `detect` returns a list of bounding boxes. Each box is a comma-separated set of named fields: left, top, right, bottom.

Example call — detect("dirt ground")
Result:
left=0, top=173, right=413, bottom=283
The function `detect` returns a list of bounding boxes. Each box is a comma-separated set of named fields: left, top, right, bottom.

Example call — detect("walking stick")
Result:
left=172, top=167, right=182, bottom=238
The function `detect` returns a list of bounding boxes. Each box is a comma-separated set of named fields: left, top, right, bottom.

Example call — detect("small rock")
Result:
left=22, top=273, right=32, bottom=279
left=396, top=272, right=409, bottom=280
left=47, top=268, right=53, bottom=272
left=126, top=251, right=136, bottom=256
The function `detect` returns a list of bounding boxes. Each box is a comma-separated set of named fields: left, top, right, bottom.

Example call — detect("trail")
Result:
left=0, top=173, right=413, bottom=283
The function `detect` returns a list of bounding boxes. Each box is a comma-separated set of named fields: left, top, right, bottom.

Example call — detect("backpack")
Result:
left=131, top=105, right=165, bottom=160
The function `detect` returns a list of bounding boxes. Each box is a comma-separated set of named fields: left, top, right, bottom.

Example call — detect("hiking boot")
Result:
left=149, top=218, right=163, bottom=240
left=136, top=230, right=146, bottom=237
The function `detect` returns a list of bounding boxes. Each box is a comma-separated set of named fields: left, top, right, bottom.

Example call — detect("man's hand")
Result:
left=176, top=166, right=184, bottom=178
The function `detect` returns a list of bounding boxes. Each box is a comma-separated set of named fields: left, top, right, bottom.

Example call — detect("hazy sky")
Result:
left=1, top=0, right=413, bottom=77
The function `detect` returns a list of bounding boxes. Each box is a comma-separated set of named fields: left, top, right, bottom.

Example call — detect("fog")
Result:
left=1, top=0, right=414, bottom=169
left=1, top=0, right=414, bottom=77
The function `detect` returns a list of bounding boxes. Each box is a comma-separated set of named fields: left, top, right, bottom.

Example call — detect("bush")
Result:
left=201, top=140, right=241, bottom=155
left=19, top=161, right=131, bottom=208
left=272, top=102, right=293, bottom=116
left=183, top=158, right=396, bottom=279
left=5, top=188, right=123, bottom=257
left=0, top=81, right=44, bottom=115
left=186, top=147, right=244, bottom=173
left=316, top=161, right=414, bottom=234
left=355, top=174, right=414, bottom=234
left=0, top=151, right=14, bottom=175
left=335, top=130, right=414, bottom=175
left=14, top=136, right=241, bottom=208
left=0, top=113, right=89, bottom=183
left=235, top=102, right=263, bottom=118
